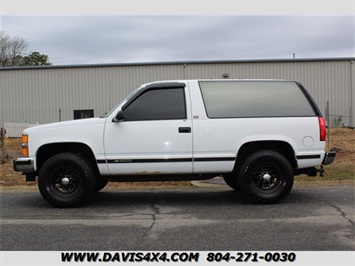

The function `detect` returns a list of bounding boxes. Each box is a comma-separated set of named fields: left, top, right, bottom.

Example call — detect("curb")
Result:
left=191, top=176, right=228, bottom=188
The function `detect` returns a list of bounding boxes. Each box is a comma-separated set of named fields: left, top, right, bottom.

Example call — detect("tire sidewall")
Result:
left=237, top=150, right=294, bottom=203
left=223, top=173, right=239, bottom=191
left=38, top=153, right=96, bottom=207
left=95, top=178, right=108, bottom=192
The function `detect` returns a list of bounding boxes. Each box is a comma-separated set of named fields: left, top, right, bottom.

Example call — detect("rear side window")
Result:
left=199, top=81, right=316, bottom=118
left=122, top=88, right=186, bottom=121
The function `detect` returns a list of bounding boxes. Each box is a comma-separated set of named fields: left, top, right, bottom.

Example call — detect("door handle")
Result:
left=178, top=127, right=191, bottom=133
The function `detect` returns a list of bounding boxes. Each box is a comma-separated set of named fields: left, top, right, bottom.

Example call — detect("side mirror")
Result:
left=112, top=110, right=125, bottom=122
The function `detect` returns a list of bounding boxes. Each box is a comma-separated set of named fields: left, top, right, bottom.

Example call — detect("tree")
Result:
left=0, top=31, right=51, bottom=67
left=18, top=52, right=52, bottom=66
left=0, top=31, right=28, bottom=67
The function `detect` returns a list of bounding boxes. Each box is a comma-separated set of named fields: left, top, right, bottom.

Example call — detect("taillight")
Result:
left=318, top=117, right=326, bottom=141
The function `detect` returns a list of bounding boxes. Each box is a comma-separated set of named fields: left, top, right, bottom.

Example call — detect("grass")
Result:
left=295, top=128, right=355, bottom=185
left=0, top=128, right=354, bottom=190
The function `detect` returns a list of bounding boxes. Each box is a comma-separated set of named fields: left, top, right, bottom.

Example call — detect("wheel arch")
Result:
left=36, top=142, right=99, bottom=175
left=235, top=140, right=297, bottom=169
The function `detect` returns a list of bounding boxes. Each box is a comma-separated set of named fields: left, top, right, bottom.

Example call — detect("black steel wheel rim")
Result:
left=50, top=167, right=81, bottom=196
left=251, top=162, right=282, bottom=193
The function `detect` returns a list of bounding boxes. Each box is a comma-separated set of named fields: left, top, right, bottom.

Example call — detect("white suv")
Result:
left=14, top=80, right=335, bottom=207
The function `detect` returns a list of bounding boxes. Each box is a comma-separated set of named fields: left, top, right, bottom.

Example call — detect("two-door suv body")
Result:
left=14, top=80, right=335, bottom=207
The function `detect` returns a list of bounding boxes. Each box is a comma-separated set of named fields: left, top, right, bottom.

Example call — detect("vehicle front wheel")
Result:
left=95, top=178, right=108, bottom=192
left=38, top=153, right=96, bottom=207
left=237, top=150, right=294, bottom=204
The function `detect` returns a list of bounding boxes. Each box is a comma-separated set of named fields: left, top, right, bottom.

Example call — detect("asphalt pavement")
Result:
left=0, top=184, right=354, bottom=251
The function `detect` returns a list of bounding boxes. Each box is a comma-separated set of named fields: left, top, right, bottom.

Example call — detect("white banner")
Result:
left=0, top=251, right=354, bottom=266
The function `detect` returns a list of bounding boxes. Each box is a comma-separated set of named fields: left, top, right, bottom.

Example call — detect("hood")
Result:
left=23, top=117, right=105, bottom=134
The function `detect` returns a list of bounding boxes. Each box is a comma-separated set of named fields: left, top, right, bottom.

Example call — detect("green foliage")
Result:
left=18, top=52, right=52, bottom=66
left=1, top=31, right=52, bottom=67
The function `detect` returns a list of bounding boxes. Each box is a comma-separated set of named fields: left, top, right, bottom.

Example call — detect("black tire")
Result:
left=223, top=174, right=239, bottom=191
left=236, top=150, right=294, bottom=204
left=95, top=178, right=108, bottom=192
left=38, top=153, right=96, bottom=207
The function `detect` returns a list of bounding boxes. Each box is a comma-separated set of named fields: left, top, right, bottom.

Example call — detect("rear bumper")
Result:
left=294, top=151, right=336, bottom=177
left=322, top=151, right=336, bottom=165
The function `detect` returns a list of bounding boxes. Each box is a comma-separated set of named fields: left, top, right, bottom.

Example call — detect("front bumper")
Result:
left=322, top=151, right=336, bottom=165
left=13, top=158, right=36, bottom=181
left=13, top=158, right=35, bottom=173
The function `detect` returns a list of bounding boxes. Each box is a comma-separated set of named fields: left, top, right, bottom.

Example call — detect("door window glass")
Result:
left=122, top=88, right=186, bottom=121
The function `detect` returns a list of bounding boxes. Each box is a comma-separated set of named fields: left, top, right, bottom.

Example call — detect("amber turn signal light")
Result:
left=21, top=134, right=29, bottom=156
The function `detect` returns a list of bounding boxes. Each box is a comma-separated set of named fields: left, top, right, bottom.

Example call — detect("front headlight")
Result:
left=21, top=134, right=29, bottom=157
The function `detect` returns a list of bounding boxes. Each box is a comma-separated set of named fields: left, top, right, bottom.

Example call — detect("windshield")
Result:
left=101, top=86, right=142, bottom=118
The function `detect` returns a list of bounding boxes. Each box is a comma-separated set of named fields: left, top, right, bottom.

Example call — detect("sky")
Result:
left=1, top=1, right=354, bottom=65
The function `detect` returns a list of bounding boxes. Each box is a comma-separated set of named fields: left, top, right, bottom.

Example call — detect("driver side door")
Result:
left=104, top=85, right=193, bottom=175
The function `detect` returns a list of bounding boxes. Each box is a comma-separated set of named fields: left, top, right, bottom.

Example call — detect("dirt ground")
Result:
left=0, top=128, right=354, bottom=190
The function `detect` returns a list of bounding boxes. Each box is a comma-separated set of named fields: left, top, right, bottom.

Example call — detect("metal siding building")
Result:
left=1, top=58, right=354, bottom=134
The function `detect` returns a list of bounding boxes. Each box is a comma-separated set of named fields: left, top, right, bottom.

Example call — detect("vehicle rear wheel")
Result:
left=237, top=150, right=294, bottom=204
left=38, top=153, right=96, bottom=207
left=223, top=174, right=239, bottom=191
